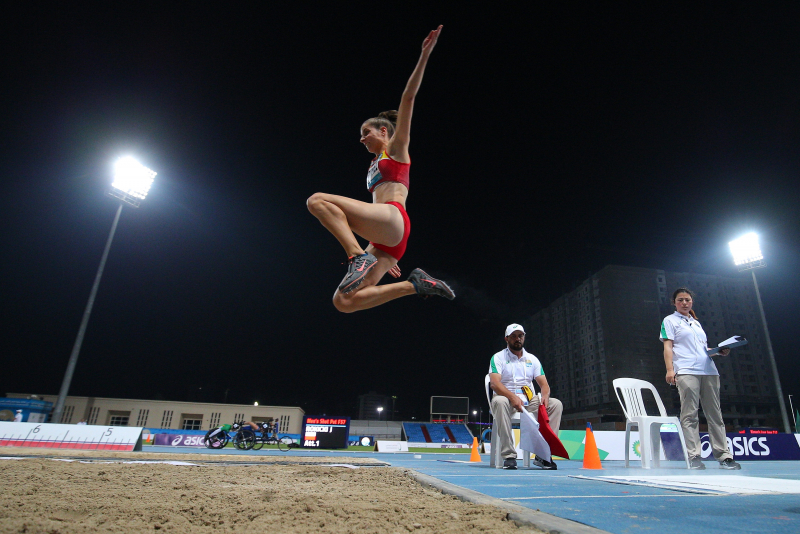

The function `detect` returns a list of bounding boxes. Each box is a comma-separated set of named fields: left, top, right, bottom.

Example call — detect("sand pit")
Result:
left=0, top=448, right=542, bottom=533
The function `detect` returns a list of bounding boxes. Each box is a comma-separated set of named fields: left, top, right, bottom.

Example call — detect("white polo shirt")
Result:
left=489, top=348, right=544, bottom=397
left=660, top=311, right=718, bottom=376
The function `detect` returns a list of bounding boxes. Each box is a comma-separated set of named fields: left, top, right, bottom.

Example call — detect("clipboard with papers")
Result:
left=707, top=335, right=748, bottom=356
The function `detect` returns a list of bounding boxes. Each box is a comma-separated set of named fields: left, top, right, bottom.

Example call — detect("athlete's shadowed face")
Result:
left=360, top=124, right=388, bottom=155
left=505, top=331, right=525, bottom=352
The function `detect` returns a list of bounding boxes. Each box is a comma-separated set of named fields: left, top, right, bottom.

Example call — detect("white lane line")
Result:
left=503, top=494, right=725, bottom=500
left=571, top=475, right=800, bottom=495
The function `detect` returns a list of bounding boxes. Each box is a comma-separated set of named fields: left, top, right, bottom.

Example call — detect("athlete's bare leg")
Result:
left=332, top=247, right=416, bottom=313
left=307, top=193, right=404, bottom=256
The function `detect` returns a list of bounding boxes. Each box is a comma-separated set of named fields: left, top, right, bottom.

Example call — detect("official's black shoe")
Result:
left=338, top=253, right=378, bottom=294
left=719, top=458, right=741, bottom=470
left=533, top=457, right=558, bottom=470
left=407, top=268, right=455, bottom=300
left=689, top=456, right=706, bottom=470
left=502, top=458, right=517, bottom=470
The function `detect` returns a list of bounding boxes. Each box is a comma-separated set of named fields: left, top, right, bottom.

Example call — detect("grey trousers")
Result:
left=676, top=374, right=732, bottom=461
left=490, top=395, right=563, bottom=459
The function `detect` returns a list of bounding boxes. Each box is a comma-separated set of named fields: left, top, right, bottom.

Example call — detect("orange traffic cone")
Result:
left=582, top=422, right=603, bottom=469
left=469, top=437, right=481, bottom=462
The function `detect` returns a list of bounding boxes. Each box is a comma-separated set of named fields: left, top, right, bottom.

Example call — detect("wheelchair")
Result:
left=204, top=421, right=293, bottom=451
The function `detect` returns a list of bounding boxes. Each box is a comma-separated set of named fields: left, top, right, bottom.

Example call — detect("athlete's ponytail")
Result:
left=671, top=287, right=698, bottom=320
left=364, top=110, right=397, bottom=138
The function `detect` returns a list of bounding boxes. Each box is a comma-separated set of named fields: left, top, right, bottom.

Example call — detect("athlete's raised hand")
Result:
left=421, top=25, right=442, bottom=56
left=388, top=264, right=402, bottom=278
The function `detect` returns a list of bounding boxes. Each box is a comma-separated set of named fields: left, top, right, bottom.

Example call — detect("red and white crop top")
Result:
left=366, top=151, right=410, bottom=193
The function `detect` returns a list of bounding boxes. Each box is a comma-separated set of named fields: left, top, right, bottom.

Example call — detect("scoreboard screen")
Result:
left=430, top=396, right=469, bottom=415
left=301, top=416, right=350, bottom=449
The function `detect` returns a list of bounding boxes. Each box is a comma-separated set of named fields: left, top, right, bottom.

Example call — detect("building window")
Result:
left=180, top=414, right=204, bottom=430
left=109, top=415, right=129, bottom=426
left=210, top=412, right=221, bottom=428
left=182, top=419, right=202, bottom=430
left=136, top=409, right=149, bottom=427
left=62, top=405, right=75, bottom=424
left=161, top=410, right=174, bottom=429
left=88, top=407, right=100, bottom=425
left=279, top=415, right=290, bottom=433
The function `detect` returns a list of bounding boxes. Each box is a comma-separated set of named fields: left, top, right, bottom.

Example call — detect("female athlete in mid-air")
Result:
left=307, top=25, right=455, bottom=313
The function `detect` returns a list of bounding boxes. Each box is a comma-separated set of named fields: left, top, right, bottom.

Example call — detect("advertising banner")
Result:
left=348, top=435, right=374, bottom=447
left=510, top=428, right=626, bottom=460
left=0, top=398, right=54, bottom=423
left=375, top=440, right=409, bottom=452
left=153, top=434, right=207, bottom=447
left=701, top=431, right=800, bottom=461
left=407, top=442, right=470, bottom=449
left=554, top=428, right=800, bottom=461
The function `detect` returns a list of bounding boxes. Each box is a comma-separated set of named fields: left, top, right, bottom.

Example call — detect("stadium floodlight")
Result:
left=729, top=232, right=765, bottom=270
left=51, top=157, right=157, bottom=424
left=377, top=406, right=384, bottom=420
left=728, top=232, right=790, bottom=433
left=108, top=156, right=157, bottom=208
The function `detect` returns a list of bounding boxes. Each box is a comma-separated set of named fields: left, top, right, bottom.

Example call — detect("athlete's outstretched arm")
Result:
left=388, top=25, right=442, bottom=162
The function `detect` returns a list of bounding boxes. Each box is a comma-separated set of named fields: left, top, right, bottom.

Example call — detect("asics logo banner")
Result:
left=155, top=434, right=207, bottom=447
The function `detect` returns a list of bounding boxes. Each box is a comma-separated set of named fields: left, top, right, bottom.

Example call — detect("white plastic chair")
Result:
left=613, top=378, right=690, bottom=469
left=485, top=374, right=531, bottom=469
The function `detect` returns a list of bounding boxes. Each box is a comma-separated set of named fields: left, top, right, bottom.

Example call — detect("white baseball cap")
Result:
left=505, top=323, right=525, bottom=337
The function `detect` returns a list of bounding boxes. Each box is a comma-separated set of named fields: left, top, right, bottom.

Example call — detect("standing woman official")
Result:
left=307, top=25, right=455, bottom=313
left=660, top=287, right=741, bottom=470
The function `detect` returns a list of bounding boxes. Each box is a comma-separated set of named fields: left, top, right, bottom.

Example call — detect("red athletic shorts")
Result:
left=369, top=201, right=410, bottom=261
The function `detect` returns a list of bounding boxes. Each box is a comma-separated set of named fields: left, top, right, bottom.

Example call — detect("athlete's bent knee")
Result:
left=306, top=193, right=328, bottom=215
left=332, top=292, right=357, bottom=313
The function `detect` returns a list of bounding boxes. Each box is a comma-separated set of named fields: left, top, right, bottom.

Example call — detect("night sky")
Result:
left=2, top=4, right=799, bottom=422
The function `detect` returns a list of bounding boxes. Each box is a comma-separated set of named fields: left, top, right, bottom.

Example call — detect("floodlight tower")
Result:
left=51, top=157, right=156, bottom=424
left=728, top=232, right=791, bottom=433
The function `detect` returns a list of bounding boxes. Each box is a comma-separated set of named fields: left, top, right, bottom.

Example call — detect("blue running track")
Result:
left=146, top=446, right=800, bottom=534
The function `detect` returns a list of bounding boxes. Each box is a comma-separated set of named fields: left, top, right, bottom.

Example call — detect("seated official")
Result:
left=489, top=323, right=563, bottom=470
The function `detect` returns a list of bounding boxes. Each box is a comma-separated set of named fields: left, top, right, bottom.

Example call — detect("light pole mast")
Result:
left=729, top=233, right=791, bottom=434
left=52, top=203, right=123, bottom=424
left=749, top=269, right=790, bottom=433
left=51, top=157, right=156, bottom=424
